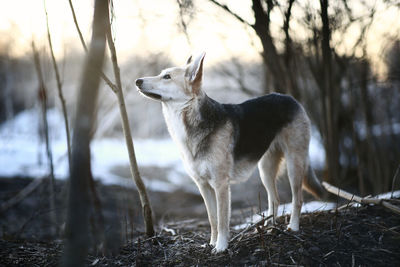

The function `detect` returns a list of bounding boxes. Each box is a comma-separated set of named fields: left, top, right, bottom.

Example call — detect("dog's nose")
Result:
left=135, top=79, right=143, bottom=87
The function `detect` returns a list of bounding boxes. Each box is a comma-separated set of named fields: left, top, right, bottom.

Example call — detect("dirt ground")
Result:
left=1, top=176, right=399, bottom=266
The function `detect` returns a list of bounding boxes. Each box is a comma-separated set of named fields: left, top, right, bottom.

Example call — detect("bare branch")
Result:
left=68, top=0, right=118, bottom=93
left=208, top=0, right=253, bottom=28
left=68, top=0, right=87, bottom=52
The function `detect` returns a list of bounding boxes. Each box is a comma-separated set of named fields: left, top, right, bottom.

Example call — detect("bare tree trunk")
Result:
left=32, top=41, right=57, bottom=237
left=209, top=0, right=298, bottom=97
left=251, top=0, right=288, bottom=94
left=320, top=0, right=340, bottom=183
left=44, top=2, right=72, bottom=174
left=62, top=0, right=108, bottom=266
left=105, top=14, right=155, bottom=236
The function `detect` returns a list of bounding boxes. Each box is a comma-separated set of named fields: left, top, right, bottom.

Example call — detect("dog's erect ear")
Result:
left=186, top=52, right=205, bottom=95
left=186, top=55, right=192, bottom=65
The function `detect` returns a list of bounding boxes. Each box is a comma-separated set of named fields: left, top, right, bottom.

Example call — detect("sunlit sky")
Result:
left=1, top=0, right=399, bottom=74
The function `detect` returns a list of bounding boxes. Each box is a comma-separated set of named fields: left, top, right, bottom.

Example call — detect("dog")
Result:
left=135, top=53, right=326, bottom=253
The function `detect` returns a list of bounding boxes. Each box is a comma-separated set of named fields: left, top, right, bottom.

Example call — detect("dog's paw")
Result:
left=286, top=224, right=299, bottom=232
left=211, top=239, right=228, bottom=254
left=209, top=237, right=217, bottom=247
left=211, top=245, right=227, bottom=254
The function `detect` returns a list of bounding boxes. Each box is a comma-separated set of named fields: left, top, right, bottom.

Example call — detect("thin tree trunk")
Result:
left=32, top=41, right=57, bottom=237
left=105, top=9, right=154, bottom=237
left=62, top=0, right=108, bottom=266
left=44, top=2, right=72, bottom=174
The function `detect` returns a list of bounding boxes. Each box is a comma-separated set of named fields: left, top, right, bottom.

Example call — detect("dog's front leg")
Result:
left=213, top=182, right=231, bottom=253
left=196, top=181, right=218, bottom=246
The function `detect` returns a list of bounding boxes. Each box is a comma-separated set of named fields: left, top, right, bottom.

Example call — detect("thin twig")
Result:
left=68, top=0, right=87, bottom=52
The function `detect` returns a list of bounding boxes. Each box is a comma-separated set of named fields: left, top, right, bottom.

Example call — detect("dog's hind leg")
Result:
left=196, top=181, right=218, bottom=246
left=258, top=147, right=283, bottom=226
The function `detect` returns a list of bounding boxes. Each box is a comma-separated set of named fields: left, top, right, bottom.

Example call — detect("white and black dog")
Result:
left=135, top=53, right=326, bottom=253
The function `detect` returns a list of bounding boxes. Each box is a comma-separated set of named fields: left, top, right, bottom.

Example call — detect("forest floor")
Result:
left=0, top=176, right=399, bottom=266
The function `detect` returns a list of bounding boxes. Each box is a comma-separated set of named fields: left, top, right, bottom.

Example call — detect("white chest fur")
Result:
left=162, top=103, right=205, bottom=180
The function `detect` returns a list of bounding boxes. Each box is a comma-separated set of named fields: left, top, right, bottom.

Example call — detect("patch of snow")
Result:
left=234, top=201, right=337, bottom=230
left=233, top=191, right=400, bottom=230
left=0, top=108, right=184, bottom=192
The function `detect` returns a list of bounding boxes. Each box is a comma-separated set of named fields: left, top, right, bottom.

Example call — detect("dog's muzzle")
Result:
left=135, top=78, right=162, bottom=100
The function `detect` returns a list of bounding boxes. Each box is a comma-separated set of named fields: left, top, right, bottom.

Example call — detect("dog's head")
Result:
left=135, top=52, right=206, bottom=103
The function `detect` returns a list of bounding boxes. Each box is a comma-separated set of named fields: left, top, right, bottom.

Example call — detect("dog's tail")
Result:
left=303, top=165, right=330, bottom=200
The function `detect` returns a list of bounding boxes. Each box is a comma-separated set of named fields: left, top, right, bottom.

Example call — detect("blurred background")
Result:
left=1, top=0, right=400, bottom=217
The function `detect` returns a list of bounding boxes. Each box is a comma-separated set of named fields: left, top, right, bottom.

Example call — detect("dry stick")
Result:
left=105, top=12, right=155, bottom=237
left=68, top=0, right=154, bottom=237
left=322, top=182, right=400, bottom=215
left=44, top=2, right=72, bottom=173
left=32, top=41, right=57, bottom=236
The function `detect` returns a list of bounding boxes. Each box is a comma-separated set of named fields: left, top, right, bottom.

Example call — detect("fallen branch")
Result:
left=322, top=182, right=400, bottom=215
left=0, top=178, right=45, bottom=213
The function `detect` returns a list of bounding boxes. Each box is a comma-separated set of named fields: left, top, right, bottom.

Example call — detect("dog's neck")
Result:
left=162, top=94, right=225, bottom=159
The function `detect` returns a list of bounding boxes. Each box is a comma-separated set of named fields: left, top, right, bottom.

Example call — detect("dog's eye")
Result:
left=163, top=74, right=171, bottom=80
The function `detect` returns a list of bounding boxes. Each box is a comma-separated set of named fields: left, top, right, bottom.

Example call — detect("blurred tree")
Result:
left=62, top=0, right=108, bottom=266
